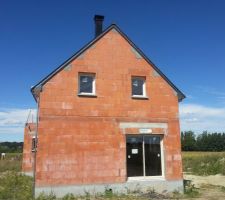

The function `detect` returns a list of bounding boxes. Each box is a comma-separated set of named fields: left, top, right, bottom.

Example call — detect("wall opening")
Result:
left=126, top=135, right=163, bottom=177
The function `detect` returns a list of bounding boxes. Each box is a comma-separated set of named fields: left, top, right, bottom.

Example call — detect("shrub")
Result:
left=0, top=171, right=33, bottom=200
left=36, top=192, right=56, bottom=200
left=184, top=183, right=199, bottom=198
left=182, top=152, right=225, bottom=175
left=62, top=193, right=76, bottom=200
left=104, top=188, right=114, bottom=198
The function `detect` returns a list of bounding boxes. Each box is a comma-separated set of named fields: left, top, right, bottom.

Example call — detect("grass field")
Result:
left=182, top=151, right=225, bottom=175
left=0, top=152, right=22, bottom=172
left=0, top=152, right=225, bottom=199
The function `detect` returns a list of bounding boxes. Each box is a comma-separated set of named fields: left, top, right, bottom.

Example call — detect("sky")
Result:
left=0, top=0, right=225, bottom=141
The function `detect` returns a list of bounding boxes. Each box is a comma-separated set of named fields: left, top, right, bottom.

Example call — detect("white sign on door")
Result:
left=132, top=149, right=138, bottom=154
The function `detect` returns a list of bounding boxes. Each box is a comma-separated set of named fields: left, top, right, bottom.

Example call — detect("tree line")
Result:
left=0, top=142, right=23, bottom=153
left=1, top=132, right=225, bottom=153
left=181, top=131, right=225, bottom=151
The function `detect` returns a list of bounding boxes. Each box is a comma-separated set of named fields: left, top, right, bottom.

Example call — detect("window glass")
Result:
left=79, top=74, right=94, bottom=94
left=132, top=77, right=145, bottom=96
left=144, top=136, right=162, bottom=176
left=126, top=136, right=143, bottom=177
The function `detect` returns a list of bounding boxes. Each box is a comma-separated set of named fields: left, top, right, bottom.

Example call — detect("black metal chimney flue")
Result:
left=94, top=15, right=104, bottom=37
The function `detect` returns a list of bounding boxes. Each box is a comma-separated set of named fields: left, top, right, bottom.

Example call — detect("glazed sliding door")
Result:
left=144, top=135, right=162, bottom=176
left=126, top=135, right=162, bottom=177
left=126, top=136, right=143, bottom=177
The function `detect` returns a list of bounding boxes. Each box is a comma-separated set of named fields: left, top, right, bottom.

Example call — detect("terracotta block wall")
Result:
left=35, top=28, right=183, bottom=187
left=36, top=119, right=126, bottom=186
left=164, top=120, right=183, bottom=180
left=22, top=123, right=36, bottom=174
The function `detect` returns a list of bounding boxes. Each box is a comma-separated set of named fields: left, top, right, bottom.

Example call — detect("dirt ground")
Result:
left=183, top=174, right=225, bottom=200
left=184, top=174, right=225, bottom=187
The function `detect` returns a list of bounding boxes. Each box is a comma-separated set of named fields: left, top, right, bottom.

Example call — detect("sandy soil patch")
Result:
left=184, top=174, right=225, bottom=187
left=182, top=174, right=225, bottom=200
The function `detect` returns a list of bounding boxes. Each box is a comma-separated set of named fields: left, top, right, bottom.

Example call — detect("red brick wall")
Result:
left=35, top=29, right=183, bottom=186
left=22, top=123, right=36, bottom=174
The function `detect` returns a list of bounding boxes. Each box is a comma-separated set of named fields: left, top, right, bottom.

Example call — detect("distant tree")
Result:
left=181, top=131, right=196, bottom=151
left=0, top=142, right=23, bottom=153
left=182, top=131, right=225, bottom=152
left=196, top=131, right=209, bottom=151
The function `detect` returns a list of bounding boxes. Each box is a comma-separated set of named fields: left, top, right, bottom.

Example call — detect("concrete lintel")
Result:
left=64, top=64, right=72, bottom=71
left=77, top=52, right=85, bottom=60
left=111, top=28, right=119, bottom=33
left=131, top=47, right=142, bottom=59
left=119, top=122, right=168, bottom=129
left=153, top=70, right=160, bottom=77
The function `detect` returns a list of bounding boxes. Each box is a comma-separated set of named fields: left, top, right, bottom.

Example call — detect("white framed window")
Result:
left=131, top=76, right=146, bottom=97
left=78, top=73, right=96, bottom=96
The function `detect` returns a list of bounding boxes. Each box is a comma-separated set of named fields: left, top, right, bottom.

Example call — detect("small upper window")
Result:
left=78, top=73, right=96, bottom=95
left=31, top=137, right=38, bottom=152
left=132, top=76, right=146, bottom=97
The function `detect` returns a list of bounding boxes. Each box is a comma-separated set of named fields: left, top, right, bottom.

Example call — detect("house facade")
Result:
left=22, top=122, right=35, bottom=176
left=22, top=15, right=185, bottom=197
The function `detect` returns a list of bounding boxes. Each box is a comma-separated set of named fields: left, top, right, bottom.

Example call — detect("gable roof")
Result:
left=31, top=24, right=185, bottom=102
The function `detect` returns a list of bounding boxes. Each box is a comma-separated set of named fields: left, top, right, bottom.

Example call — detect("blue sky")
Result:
left=0, top=0, right=225, bottom=141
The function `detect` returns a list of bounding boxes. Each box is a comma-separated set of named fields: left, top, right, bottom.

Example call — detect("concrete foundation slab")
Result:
left=35, top=179, right=183, bottom=197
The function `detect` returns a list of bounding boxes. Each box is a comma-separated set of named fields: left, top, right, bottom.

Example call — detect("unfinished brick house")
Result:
left=22, top=15, right=185, bottom=197
left=22, top=120, right=36, bottom=176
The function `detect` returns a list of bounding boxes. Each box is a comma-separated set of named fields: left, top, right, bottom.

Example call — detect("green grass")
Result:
left=0, top=171, right=161, bottom=200
left=0, top=171, right=33, bottom=200
left=221, top=186, right=225, bottom=193
left=1, top=152, right=225, bottom=199
left=0, top=153, right=22, bottom=172
left=182, top=151, right=225, bottom=175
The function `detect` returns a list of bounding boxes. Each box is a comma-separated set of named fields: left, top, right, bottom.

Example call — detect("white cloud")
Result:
left=180, top=103, right=225, bottom=133
left=0, top=108, right=36, bottom=137
left=1, top=104, right=225, bottom=140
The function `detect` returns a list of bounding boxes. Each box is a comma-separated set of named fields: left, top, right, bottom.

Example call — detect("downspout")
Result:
left=32, top=97, right=40, bottom=199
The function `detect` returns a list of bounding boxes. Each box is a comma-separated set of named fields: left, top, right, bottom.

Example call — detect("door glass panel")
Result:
left=126, top=136, right=143, bottom=177
left=144, top=136, right=162, bottom=176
